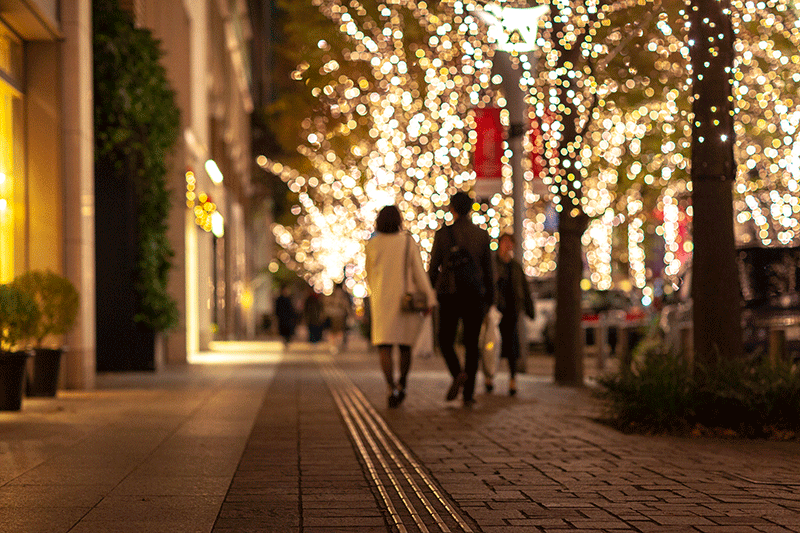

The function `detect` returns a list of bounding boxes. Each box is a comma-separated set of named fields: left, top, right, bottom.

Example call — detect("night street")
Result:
left=2, top=341, right=799, bottom=532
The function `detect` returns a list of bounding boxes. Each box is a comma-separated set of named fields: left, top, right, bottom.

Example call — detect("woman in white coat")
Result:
left=365, top=205, right=436, bottom=408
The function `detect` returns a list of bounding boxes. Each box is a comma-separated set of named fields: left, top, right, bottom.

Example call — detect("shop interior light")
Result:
left=205, top=159, right=224, bottom=184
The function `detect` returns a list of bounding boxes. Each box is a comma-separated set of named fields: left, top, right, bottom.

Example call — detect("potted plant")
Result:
left=0, top=284, right=39, bottom=410
left=11, top=270, right=79, bottom=397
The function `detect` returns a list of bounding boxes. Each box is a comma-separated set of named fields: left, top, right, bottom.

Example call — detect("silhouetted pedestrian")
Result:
left=428, top=191, right=494, bottom=406
left=365, top=205, right=436, bottom=408
left=275, top=284, right=298, bottom=348
left=304, top=290, right=325, bottom=343
left=492, top=233, right=534, bottom=396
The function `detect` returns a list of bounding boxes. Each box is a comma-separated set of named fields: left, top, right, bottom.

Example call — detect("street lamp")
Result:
left=476, top=3, right=549, bottom=262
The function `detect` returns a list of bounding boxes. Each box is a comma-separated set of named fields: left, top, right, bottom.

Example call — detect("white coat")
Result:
left=365, top=232, right=436, bottom=346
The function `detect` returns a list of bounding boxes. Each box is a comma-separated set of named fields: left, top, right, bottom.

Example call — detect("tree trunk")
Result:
left=554, top=210, right=588, bottom=385
left=689, top=0, right=742, bottom=367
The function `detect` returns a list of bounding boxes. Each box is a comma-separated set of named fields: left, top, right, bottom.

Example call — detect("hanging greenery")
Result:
left=93, top=0, right=180, bottom=332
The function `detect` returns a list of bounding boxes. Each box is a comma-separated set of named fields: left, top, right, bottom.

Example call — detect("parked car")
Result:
left=523, top=279, right=647, bottom=354
left=523, top=276, right=556, bottom=351
left=660, top=246, right=800, bottom=359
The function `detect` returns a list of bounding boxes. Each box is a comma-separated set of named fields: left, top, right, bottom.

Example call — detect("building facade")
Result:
left=1, top=0, right=255, bottom=390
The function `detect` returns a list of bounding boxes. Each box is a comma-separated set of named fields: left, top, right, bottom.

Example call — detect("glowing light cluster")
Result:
left=270, top=0, right=800, bottom=296
left=185, top=170, right=217, bottom=233
left=529, top=0, right=800, bottom=288
left=267, top=0, right=530, bottom=294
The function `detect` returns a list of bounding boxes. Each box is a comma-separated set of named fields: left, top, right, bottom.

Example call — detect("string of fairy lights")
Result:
left=260, top=0, right=800, bottom=300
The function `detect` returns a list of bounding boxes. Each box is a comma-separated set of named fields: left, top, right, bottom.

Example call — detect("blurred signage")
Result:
left=473, top=107, right=502, bottom=183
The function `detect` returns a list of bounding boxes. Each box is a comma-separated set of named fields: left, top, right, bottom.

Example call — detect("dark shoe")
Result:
left=509, top=387, right=517, bottom=397
left=463, top=397, right=476, bottom=408
left=484, top=377, right=494, bottom=394
left=446, top=372, right=467, bottom=401
left=509, top=377, right=517, bottom=397
left=388, top=390, right=402, bottom=408
left=395, top=388, right=406, bottom=406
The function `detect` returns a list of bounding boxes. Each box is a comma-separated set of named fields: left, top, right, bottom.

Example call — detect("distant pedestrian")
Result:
left=325, top=282, right=352, bottom=352
left=429, top=191, right=494, bottom=406
left=275, top=284, right=298, bottom=348
left=304, top=290, right=326, bottom=343
left=492, top=233, right=534, bottom=396
left=365, top=205, right=436, bottom=408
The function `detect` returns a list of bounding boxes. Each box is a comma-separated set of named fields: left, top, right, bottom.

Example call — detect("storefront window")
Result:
left=0, top=23, right=22, bottom=282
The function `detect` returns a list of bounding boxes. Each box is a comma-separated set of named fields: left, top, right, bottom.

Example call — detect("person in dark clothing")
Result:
left=428, top=191, right=495, bottom=406
left=493, top=233, right=535, bottom=396
left=275, top=284, right=298, bottom=348
left=304, top=290, right=326, bottom=343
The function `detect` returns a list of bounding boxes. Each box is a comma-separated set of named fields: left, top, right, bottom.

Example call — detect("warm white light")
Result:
left=477, top=4, right=549, bottom=53
left=211, top=211, right=224, bottom=238
left=205, top=159, right=224, bottom=184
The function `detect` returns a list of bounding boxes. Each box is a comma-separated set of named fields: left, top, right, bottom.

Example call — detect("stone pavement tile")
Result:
left=466, top=506, right=524, bottom=524
left=633, top=524, right=703, bottom=532
left=79, top=494, right=224, bottom=523
left=0, top=484, right=107, bottom=507
left=651, top=514, right=716, bottom=526
left=754, top=526, right=799, bottom=533
left=303, top=508, right=384, bottom=519
left=302, top=525, right=388, bottom=533
left=695, top=527, right=764, bottom=532
left=0, top=506, right=90, bottom=533
left=70, top=519, right=226, bottom=533
left=481, top=525, right=563, bottom=533
left=565, top=519, right=635, bottom=529
left=112, top=475, right=232, bottom=496
left=217, top=501, right=297, bottom=519
left=302, top=515, right=388, bottom=527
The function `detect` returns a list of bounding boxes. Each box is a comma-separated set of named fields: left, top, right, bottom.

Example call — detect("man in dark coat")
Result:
left=429, top=191, right=495, bottom=406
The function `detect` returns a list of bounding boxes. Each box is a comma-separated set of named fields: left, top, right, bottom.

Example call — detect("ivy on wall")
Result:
left=93, top=0, right=180, bottom=332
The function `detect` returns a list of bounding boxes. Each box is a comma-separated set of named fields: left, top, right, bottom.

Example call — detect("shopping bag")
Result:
left=412, top=315, right=435, bottom=359
left=480, top=306, right=501, bottom=378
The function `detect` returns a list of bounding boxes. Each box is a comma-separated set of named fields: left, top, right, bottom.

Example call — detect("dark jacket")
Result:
left=494, top=255, right=535, bottom=321
left=428, top=217, right=495, bottom=306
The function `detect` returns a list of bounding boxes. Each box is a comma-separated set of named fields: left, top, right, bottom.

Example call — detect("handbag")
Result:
left=401, top=234, right=428, bottom=313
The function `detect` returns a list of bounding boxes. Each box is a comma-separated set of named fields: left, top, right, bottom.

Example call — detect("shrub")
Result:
left=597, top=342, right=800, bottom=439
left=11, top=270, right=79, bottom=346
left=0, top=284, right=40, bottom=352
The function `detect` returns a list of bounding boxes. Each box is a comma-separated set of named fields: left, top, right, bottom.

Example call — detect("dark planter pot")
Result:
left=27, top=348, right=63, bottom=397
left=0, top=351, right=31, bottom=411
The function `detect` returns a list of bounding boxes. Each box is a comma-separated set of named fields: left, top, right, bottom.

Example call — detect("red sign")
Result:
left=473, top=107, right=503, bottom=181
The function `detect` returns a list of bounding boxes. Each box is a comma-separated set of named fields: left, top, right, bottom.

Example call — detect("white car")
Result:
left=522, top=277, right=557, bottom=352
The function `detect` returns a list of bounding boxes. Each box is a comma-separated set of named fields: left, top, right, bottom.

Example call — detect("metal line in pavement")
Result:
left=348, top=385, right=475, bottom=533
left=329, top=383, right=409, bottom=533
left=336, top=384, right=431, bottom=532
left=343, top=389, right=450, bottom=532
left=319, top=356, right=474, bottom=533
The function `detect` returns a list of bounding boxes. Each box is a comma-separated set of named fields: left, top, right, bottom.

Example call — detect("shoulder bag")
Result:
left=401, top=234, right=428, bottom=313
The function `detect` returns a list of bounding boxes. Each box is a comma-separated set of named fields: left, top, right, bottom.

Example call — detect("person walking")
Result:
left=493, top=233, right=535, bottom=396
left=304, top=290, right=326, bottom=343
left=325, top=282, right=352, bottom=353
left=274, top=284, right=298, bottom=348
left=429, top=191, right=494, bottom=406
left=365, top=205, right=436, bottom=408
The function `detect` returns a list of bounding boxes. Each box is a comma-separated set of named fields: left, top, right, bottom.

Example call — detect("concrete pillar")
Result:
left=61, top=0, right=96, bottom=389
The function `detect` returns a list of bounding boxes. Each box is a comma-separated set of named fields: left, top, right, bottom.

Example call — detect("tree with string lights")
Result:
left=264, top=0, right=800, bottom=380
left=530, top=0, right=800, bottom=382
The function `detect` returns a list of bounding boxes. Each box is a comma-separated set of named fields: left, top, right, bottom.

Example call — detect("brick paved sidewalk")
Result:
left=2, top=341, right=799, bottom=533
left=214, top=344, right=800, bottom=532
